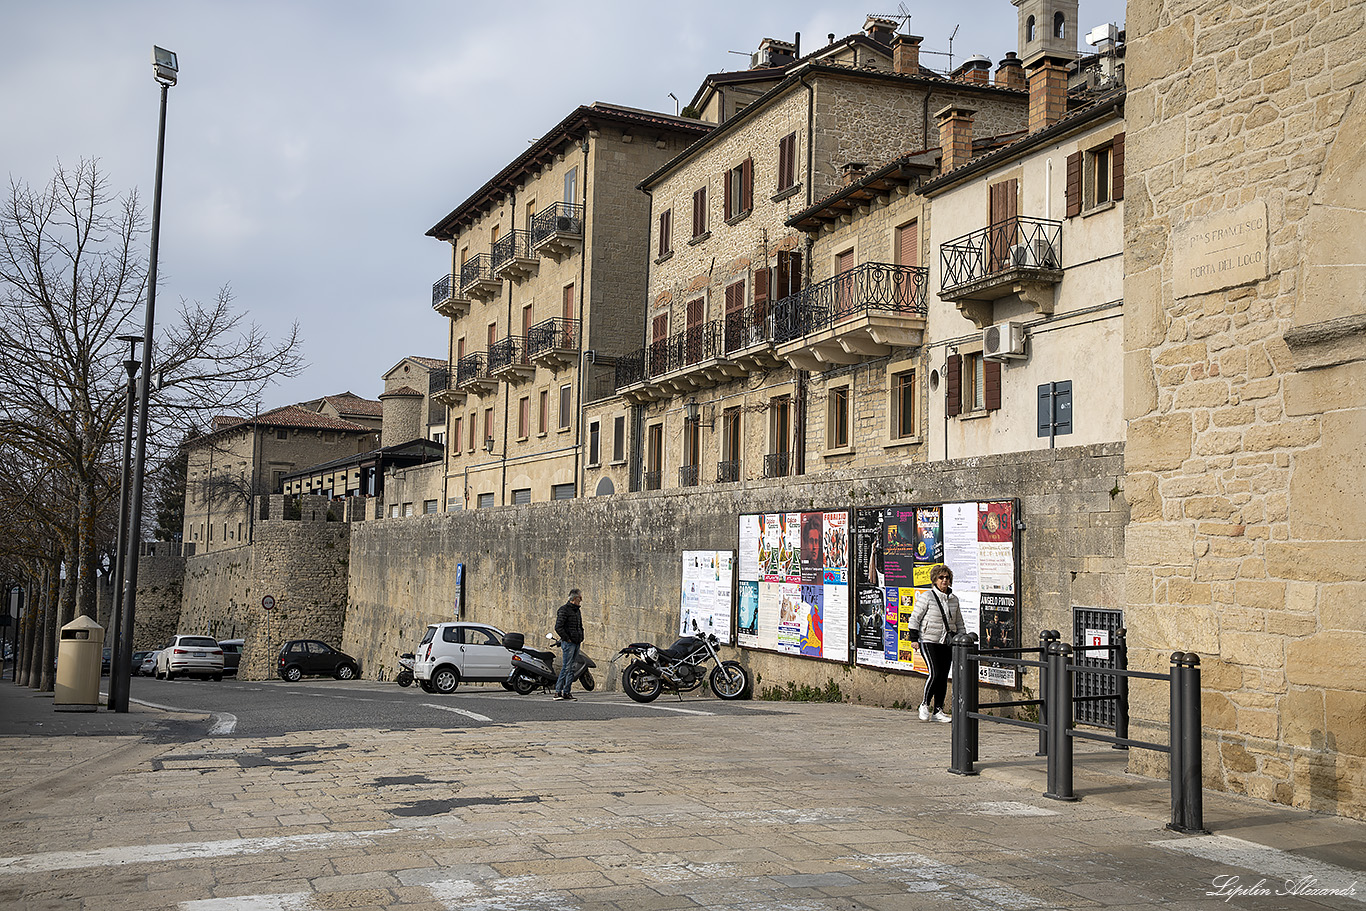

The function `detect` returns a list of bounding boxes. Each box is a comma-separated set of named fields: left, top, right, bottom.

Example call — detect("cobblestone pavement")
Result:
left=1, top=686, right=1362, bottom=910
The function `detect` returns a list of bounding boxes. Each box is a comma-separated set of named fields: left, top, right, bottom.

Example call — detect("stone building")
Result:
left=380, top=356, right=449, bottom=445
left=589, top=16, right=1032, bottom=500
left=181, top=404, right=379, bottom=554
left=1124, top=0, right=1366, bottom=817
left=425, top=103, right=710, bottom=510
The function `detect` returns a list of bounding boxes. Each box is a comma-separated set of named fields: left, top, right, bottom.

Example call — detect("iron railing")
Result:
left=679, top=465, right=699, bottom=488
left=526, top=317, right=581, bottom=359
left=763, top=452, right=790, bottom=479
left=488, top=335, right=532, bottom=372
left=723, top=305, right=774, bottom=353
left=455, top=352, right=488, bottom=386
left=770, top=262, right=928, bottom=344
left=431, top=273, right=455, bottom=307
left=940, top=216, right=1063, bottom=293
left=530, top=202, right=585, bottom=247
left=716, top=460, right=740, bottom=483
left=459, top=254, right=495, bottom=291
left=615, top=348, right=646, bottom=389
left=643, top=470, right=662, bottom=491
left=614, top=321, right=724, bottom=390
left=491, top=230, right=534, bottom=271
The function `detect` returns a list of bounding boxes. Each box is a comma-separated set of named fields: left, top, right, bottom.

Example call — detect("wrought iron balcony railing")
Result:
left=455, top=352, right=489, bottom=386
left=940, top=216, right=1063, bottom=293
left=530, top=202, right=585, bottom=248
left=614, top=348, right=646, bottom=390
left=716, top=460, right=740, bottom=483
left=432, top=274, right=454, bottom=307
left=679, top=465, right=699, bottom=488
left=459, top=254, right=496, bottom=292
left=763, top=452, right=791, bottom=479
left=643, top=470, right=662, bottom=491
left=488, top=335, right=532, bottom=373
left=526, top=317, right=580, bottom=360
left=491, top=230, right=535, bottom=273
left=770, top=262, right=928, bottom=344
left=723, top=305, right=775, bottom=353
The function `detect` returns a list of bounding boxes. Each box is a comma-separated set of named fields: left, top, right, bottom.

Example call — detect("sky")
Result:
left=4, top=0, right=1127, bottom=415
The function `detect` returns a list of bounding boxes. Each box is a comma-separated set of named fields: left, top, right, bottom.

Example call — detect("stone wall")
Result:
left=346, top=443, right=1126, bottom=702
left=1124, top=1, right=1366, bottom=818
left=96, top=546, right=187, bottom=651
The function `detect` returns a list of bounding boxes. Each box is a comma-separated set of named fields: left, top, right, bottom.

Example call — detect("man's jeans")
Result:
left=556, top=640, right=579, bottom=694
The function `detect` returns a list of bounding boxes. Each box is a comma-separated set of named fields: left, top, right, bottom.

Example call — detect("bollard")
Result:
left=1113, top=628, right=1129, bottom=749
left=1168, top=652, right=1207, bottom=834
left=1044, top=641, right=1078, bottom=801
left=1037, top=629, right=1059, bottom=756
left=949, top=633, right=980, bottom=776
left=1168, top=651, right=1185, bottom=829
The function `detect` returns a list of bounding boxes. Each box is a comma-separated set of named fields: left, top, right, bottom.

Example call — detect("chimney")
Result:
left=864, top=16, right=898, bottom=45
left=841, top=162, right=868, bottom=186
left=995, top=51, right=1026, bottom=89
left=963, top=55, right=991, bottom=84
left=893, top=34, right=923, bottom=75
left=1027, top=59, right=1068, bottom=132
left=936, top=105, right=976, bottom=173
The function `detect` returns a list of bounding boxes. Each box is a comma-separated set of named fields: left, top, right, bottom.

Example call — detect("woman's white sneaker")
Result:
left=918, top=704, right=931, bottom=722
left=933, top=710, right=952, bottom=723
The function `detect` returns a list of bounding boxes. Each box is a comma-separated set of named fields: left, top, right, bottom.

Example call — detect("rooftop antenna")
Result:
left=868, top=2, right=912, bottom=31
left=947, top=24, right=960, bottom=72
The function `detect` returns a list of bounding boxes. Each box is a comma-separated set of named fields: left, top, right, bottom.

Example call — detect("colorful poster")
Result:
left=737, top=580, right=759, bottom=645
left=800, top=583, right=823, bottom=656
left=776, top=582, right=802, bottom=652
left=914, top=507, right=943, bottom=564
left=782, top=512, right=801, bottom=582
left=762, top=514, right=782, bottom=582
left=978, top=501, right=1013, bottom=542
left=883, top=507, right=918, bottom=586
left=800, top=512, right=824, bottom=584
left=822, top=511, right=849, bottom=585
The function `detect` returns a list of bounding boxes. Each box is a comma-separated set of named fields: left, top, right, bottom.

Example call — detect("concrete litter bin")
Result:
left=55, top=615, right=105, bottom=712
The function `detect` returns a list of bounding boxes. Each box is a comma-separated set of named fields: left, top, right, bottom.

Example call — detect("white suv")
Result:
left=155, top=635, right=225, bottom=681
left=413, top=622, right=512, bottom=694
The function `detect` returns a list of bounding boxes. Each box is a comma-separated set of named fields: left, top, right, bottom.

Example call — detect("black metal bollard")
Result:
left=949, top=632, right=980, bottom=776
left=1113, top=627, right=1129, bottom=749
left=1044, top=640, right=1078, bottom=801
left=1037, top=629, right=1059, bottom=756
left=1168, top=652, right=1207, bottom=834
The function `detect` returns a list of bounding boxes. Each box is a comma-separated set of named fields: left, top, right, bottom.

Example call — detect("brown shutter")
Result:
left=753, top=267, right=770, bottom=320
left=693, top=188, right=705, bottom=236
left=652, top=313, right=669, bottom=344
left=777, top=136, right=790, bottom=190
left=1112, top=133, right=1124, bottom=201
left=723, top=169, right=733, bottom=220
left=984, top=358, right=1002, bottom=411
left=897, top=221, right=918, bottom=267
left=1066, top=151, right=1083, bottom=217
left=742, top=158, right=753, bottom=212
left=945, top=354, right=962, bottom=417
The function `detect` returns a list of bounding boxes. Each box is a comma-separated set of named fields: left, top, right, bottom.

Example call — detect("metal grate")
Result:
left=1073, top=606, right=1123, bottom=727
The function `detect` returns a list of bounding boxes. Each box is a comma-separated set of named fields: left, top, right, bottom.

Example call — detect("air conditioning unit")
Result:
left=1009, top=244, right=1031, bottom=267
left=555, top=215, right=575, bottom=232
left=983, top=321, right=1027, bottom=359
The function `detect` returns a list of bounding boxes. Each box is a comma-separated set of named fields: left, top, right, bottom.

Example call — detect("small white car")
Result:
left=138, top=651, right=159, bottom=676
left=413, top=622, right=512, bottom=694
left=155, top=635, right=224, bottom=681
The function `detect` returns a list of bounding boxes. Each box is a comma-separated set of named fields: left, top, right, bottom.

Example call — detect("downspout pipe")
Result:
left=500, top=186, right=515, bottom=505
left=574, top=134, right=589, bottom=498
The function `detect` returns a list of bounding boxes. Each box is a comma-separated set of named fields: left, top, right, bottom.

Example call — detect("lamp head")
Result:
left=152, top=46, right=178, bottom=86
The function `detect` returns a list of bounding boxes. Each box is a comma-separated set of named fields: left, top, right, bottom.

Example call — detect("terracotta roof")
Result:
left=321, top=394, right=384, bottom=417
left=199, top=405, right=376, bottom=443
left=406, top=356, right=447, bottom=368
left=380, top=386, right=424, bottom=398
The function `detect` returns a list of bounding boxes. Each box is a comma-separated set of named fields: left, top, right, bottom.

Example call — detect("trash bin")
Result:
left=55, top=615, right=105, bottom=712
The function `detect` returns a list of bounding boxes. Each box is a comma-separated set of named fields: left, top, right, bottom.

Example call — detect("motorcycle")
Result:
left=503, top=632, right=597, bottom=696
left=395, top=651, right=415, bottom=688
left=616, top=620, right=752, bottom=703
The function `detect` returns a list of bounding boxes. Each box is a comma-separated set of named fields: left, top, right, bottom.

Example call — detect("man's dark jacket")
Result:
left=555, top=600, right=584, bottom=644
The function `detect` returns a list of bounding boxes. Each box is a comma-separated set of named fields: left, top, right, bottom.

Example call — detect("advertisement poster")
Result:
left=782, top=512, right=801, bottom=582
left=800, top=584, right=823, bottom=656
left=914, top=507, right=943, bottom=564
left=822, top=511, right=849, bottom=585
left=942, top=502, right=980, bottom=592
left=762, top=514, right=782, bottom=582
left=737, top=580, right=759, bottom=644
left=776, top=582, right=802, bottom=652
left=883, top=507, right=918, bottom=587
left=680, top=551, right=735, bottom=643
left=801, top=513, right=824, bottom=585
left=738, top=511, right=852, bottom=661
left=739, top=515, right=761, bottom=581
left=977, top=501, right=1015, bottom=594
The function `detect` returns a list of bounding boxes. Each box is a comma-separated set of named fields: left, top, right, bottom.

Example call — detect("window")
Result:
left=685, top=297, right=704, bottom=364
left=562, top=283, right=575, bottom=322
left=468, top=412, right=477, bottom=452
left=1026, top=15, right=1036, bottom=42
left=1067, top=134, right=1125, bottom=215
left=389, top=504, right=400, bottom=518
left=539, top=389, right=549, bottom=434
left=777, top=132, right=797, bottom=191
left=1054, top=11, right=1066, bottom=38
left=559, top=384, right=572, bottom=431
left=477, top=492, right=495, bottom=508
left=452, top=418, right=462, bottom=456
left=893, top=370, right=916, bottom=439
left=588, top=420, right=601, bottom=465
left=658, top=209, right=672, bottom=257
left=483, top=408, right=494, bottom=448
left=551, top=482, right=575, bottom=500
left=518, top=396, right=530, bottom=439
left=945, top=353, right=1001, bottom=416
left=828, top=385, right=850, bottom=449
left=719, top=408, right=741, bottom=482
left=692, top=185, right=708, bottom=238
left=965, top=353, right=986, bottom=412
left=276, top=429, right=289, bottom=441
left=724, top=158, right=753, bottom=220
left=564, top=167, right=578, bottom=203
left=645, top=423, right=664, bottom=490
left=767, top=395, right=791, bottom=478
left=613, top=415, right=625, bottom=462
left=682, top=411, right=700, bottom=487
left=423, top=499, right=439, bottom=514
left=487, top=322, right=498, bottom=348
left=512, top=488, right=531, bottom=505
left=774, top=250, right=803, bottom=300
left=522, top=303, right=534, bottom=336
left=403, top=503, right=415, bottom=517
left=457, top=336, right=466, bottom=361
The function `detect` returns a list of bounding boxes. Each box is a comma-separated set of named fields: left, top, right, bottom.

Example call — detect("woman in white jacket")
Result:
left=909, top=564, right=965, bottom=723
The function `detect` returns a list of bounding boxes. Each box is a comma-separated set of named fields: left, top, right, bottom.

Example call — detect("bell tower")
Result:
left=1011, top=0, right=1078, bottom=67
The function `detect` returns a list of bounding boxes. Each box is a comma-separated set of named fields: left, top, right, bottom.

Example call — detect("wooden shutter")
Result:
left=563, top=283, right=575, bottom=321
left=742, top=158, right=753, bottom=213
left=1112, top=133, right=1124, bottom=201
left=989, top=179, right=1018, bottom=270
left=652, top=313, right=669, bottom=344
left=897, top=221, right=918, bottom=267
left=753, top=267, right=770, bottom=321
left=777, top=135, right=791, bottom=190
left=723, top=168, right=734, bottom=220
left=693, top=187, right=706, bottom=236
left=687, top=297, right=704, bottom=330
left=658, top=210, right=671, bottom=256
left=1066, top=151, right=1083, bottom=217
left=945, top=353, right=962, bottom=417
left=984, top=359, right=1002, bottom=411
left=725, top=281, right=745, bottom=314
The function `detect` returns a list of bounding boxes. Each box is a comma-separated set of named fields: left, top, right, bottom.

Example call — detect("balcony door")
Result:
left=685, top=297, right=704, bottom=365
left=988, top=179, right=1018, bottom=272
left=896, top=220, right=919, bottom=307
left=645, top=423, right=663, bottom=490
left=834, top=249, right=856, bottom=321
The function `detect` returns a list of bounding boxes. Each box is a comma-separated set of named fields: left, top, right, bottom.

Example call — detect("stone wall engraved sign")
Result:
left=1173, top=199, right=1269, bottom=298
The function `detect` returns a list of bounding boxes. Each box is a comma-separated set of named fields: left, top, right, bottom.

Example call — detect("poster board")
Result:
left=736, top=511, right=851, bottom=662
left=680, top=551, right=734, bottom=643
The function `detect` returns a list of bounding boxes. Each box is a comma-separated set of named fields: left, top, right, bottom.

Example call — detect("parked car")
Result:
left=138, top=651, right=160, bottom=676
left=102, top=648, right=112, bottom=675
left=413, top=622, right=513, bottom=694
left=219, top=639, right=244, bottom=676
left=129, top=650, right=155, bottom=675
left=155, top=636, right=224, bottom=681
left=277, top=640, right=360, bottom=682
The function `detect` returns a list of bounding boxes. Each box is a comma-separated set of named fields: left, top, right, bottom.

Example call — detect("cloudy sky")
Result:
left=4, top=0, right=1126, bottom=414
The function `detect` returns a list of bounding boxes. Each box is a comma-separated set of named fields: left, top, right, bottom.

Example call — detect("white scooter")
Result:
left=503, top=632, right=596, bottom=695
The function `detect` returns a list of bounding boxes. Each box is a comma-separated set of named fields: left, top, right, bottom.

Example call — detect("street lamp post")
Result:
left=112, top=46, right=177, bottom=712
left=107, top=336, right=143, bottom=709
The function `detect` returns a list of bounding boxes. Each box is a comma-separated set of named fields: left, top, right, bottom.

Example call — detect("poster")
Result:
left=680, top=551, right=734, bottom=643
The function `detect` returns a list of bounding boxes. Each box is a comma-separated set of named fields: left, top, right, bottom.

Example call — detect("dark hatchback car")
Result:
left=277, top=639, right=360, bottom=682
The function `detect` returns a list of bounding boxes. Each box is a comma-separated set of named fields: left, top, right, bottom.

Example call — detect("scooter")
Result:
left=504, top=632, right=596, bottom=695
left=395, top=651, right=415, bottom=688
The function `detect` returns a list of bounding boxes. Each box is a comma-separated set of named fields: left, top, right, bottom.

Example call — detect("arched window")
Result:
left=1054, top=11, right=1066, bottom=39
left=1026, top=15, right=1036, bottom=42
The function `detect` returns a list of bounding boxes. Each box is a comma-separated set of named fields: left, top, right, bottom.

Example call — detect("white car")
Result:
left=413, top=622, right=513, bottom=694
left=138, top=651, right=160, bottom=676
left=155, top=635, right=225, bottom=681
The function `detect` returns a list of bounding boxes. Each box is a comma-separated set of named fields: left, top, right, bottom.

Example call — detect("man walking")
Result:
left=553, top=588, right=585, bottom=700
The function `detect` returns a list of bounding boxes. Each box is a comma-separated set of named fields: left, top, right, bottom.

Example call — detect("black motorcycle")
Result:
left=395, top=651, right=415, bottom=688
left=617, top=621, right=751, bottom=703
left=503, top=632, right=597, bottom=696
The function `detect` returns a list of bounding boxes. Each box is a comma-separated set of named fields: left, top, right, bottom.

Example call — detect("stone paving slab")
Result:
left=0, top=688, right=1363, bottom=910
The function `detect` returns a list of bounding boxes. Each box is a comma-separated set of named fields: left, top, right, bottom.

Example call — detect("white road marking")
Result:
left=1153, top=834, right=1365, bottom=903
left=0, top=829, right=397, bottom=875
left=420, top=703, right=493, bottom=722
left=180, top=894, right=312, bottom=910
left=208, top=713, right=237, bottom=735
left=624, top=703, right=715, bottom=716
left=128, top=697, right=208, bottom=714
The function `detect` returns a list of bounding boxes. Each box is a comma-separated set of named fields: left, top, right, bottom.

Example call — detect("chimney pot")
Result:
left=893, top=34, right=923, bottom=76
left=996, top=51, right=1027, bottom=90
left=936, top=104, right=977, bottom=173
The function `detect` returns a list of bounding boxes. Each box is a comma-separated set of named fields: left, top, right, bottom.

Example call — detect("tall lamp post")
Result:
left=112, top=47, right=177, bottom=712
left=107, top=336, right=143, bottom=709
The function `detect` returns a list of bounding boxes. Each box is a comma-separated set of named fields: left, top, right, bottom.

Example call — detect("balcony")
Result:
left=430, top=365, right=466, bottom=408
left=722, top=305, right=783, bottom=371
left=763, top=452, right=791, bottom=479
left=940, top=216, right=1063, bottom=327
left=530, top=202, right=584, bottom=261
left=679, top=465, right=699, bottom=488
left=454, top=352, right=497, bottom=394
left=526, top=317, right=580, bottom=370
left=459, top=254, right=502, bottom=303
left=488, top=335, right=536, bottom=383
left=614, top=320, right=745, bottom=403
left=491, top=230, right=538, bottom=282
left=643, top=470, right=662, bottom=491
left=771, top=262, right=929, bottom=372
left=431, top=274, right=469, bottom=318
left=716, top=459, right=740, bottom=484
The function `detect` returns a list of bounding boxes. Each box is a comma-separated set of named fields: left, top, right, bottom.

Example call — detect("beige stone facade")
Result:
left=1124, top=0, right=1366, bottom=818
left=381, top=355, right=447, bottom=444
